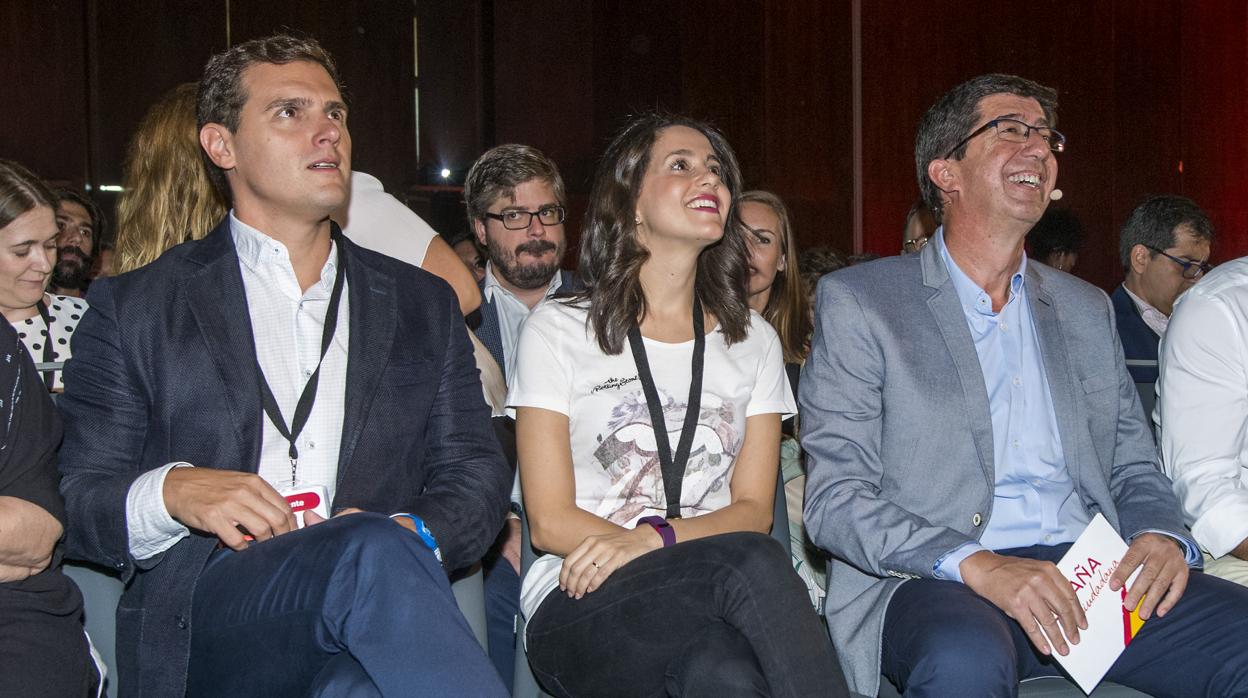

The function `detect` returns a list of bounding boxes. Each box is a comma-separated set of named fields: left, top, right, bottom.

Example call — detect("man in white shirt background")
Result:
left=1158, top=254, right=1248, bottom=586
left=57, top=34, right=510, bottom=697
left=1111, top=195, right=1214, bottom=387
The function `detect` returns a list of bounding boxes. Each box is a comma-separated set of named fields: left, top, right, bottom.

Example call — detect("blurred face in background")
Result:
left=52, top=200, right=96, bottom=290
left=740, top=200, right=786, bottom=312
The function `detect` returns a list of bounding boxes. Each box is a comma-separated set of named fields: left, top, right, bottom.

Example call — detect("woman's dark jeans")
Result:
left=525, top=531, right=849, bottom=698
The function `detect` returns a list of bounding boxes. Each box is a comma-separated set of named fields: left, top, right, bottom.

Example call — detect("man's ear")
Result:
left=1129, top=243, right=1152, bottom=276
left=927, top=158, right=958, bottom=196
left=199, top=123, right=235, bottom=171
left=473, top=218, right=488, bottom=247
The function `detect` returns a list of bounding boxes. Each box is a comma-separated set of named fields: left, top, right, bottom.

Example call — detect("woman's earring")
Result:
left=634, top=216, right=642, bottom=226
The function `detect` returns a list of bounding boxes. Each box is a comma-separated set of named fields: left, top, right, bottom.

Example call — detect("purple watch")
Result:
left=636, top=515, right=676, bottom=547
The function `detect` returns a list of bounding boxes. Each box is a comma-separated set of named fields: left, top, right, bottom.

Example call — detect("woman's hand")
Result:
left=559, top=525, right=663, bottom=599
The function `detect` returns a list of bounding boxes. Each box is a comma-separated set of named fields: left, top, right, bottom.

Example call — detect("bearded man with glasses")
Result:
left=802, top=73, right=1248, bottom=697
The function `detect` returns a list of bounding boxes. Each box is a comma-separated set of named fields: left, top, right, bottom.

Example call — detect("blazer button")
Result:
left=972, top=513, right=983, bottom=527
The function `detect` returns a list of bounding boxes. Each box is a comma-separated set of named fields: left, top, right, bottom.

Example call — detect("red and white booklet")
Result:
left=1045, top=513, right=1146, bottom=694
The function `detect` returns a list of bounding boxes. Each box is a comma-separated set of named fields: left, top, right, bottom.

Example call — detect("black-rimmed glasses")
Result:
left=943, top=118, right=1067, bottom=159
left=1145, top=245, right=1213, bottom=280
left=484, top=206, right=566, bottom=230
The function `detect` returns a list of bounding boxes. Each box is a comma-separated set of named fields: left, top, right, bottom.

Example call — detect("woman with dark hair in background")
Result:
left=0, top=162, right=89, bottom=392
left=0, top=159, right=98, bottom=696
left=510, top=114, right=846, bottom=697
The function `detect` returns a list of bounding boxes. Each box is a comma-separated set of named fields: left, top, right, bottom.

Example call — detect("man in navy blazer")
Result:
left=57, top=36, right=509, bottom=697
left=802, top=74, right=1248, bottom=697
left=1112, top=195, right=1214, bottom=385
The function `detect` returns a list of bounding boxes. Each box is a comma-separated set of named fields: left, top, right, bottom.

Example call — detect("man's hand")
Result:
left=560, top=526, right=662, bottom=600
left=1110, top=532, right=1189, bottom=620
left=163, top=468, right=297, bottom=550
left=961, top=550, right=1087, bottom=656
left=501, top=518, right=522, bottom=574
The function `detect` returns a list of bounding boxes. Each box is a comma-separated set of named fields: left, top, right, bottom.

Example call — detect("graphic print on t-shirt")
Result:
left=592, top=387, right=739, bottom=524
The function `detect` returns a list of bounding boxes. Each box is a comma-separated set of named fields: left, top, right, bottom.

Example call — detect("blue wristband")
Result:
left=391, top=513, right=442, bottom=563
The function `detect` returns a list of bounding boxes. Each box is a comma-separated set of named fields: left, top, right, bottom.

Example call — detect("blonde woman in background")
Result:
left=113, top=83, right=226, bottom=276
left=738, top=190, right=826, bottom=610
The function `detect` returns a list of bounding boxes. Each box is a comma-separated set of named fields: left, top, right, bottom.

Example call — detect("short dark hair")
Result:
left=197, top=34, right=344, bottom=198
left=1119, top=195, right=1214, bottom=268
left=1027, top=208, right=1083, bottom=262
left=463, top=144, right=567, bottom=228
left=0, top=159, right=56, bottom=231
left=915, top=74, right=1058, bottom=222
left=54, top=188, right=108, bottom=245
left=577, top=112, right=749, bottom=355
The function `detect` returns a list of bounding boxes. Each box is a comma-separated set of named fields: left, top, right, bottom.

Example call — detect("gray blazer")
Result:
left=799, top=240, right=1191, bottom=696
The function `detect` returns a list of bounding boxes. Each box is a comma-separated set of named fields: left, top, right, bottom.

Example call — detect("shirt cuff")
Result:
left=934, top=541, right=987, bottom=583
left=125, top=462, right=192, bottom=561
left=1130, top=529, right=1202, bottom=567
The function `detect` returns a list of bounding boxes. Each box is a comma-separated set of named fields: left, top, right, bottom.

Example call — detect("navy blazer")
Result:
left=57, top=220, right=510, bottom=697
left=471, top=269, right=578, bottom=377
left=1111, top=284, right=1161, bottom=383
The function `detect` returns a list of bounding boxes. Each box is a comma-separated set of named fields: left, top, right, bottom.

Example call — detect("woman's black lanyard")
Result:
left=626, top=295, right=705, bottom=519
left=35, top=299, right=55, bottom=388
left=256, top=241, right=347, bottom=488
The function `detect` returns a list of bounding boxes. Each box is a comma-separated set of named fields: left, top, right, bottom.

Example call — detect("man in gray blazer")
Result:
left=801, top=74, right=1248, bottom=697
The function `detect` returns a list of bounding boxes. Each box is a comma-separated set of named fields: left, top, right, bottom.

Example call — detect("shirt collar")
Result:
left=229, top=211, right=340, bottom=292
left=482, top=262, right=563, bottom=305
left=936, top=226, right=1026, bottom=318
left=1122, top=283, right=1170, bottom=335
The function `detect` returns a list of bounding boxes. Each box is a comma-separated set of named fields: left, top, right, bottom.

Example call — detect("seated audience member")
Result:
left=0, top=160, right=98, bottom=696
left=0, top=164, right=88, bottom=392
left=50, top=189, right=104, bottom=298
left=57, top=35, right=510, bottom=697
left=798, top=246, right=848, bottom=327
left=1113, top=195, right=1214, bottom=383
left=1026, top=207, right=1083, bottom=273
left=113, top=82, right=228, bottom=276
left=901, top=197, right=936, bottom=254
left=334, top=170, right=481, bottom=314
left=447, top=228, right=486, bottom=284
left=802, top=73, right=1248, bottom=697
left=739, top=190, right=825, bottom=608
left=463, top=143, right=577, bottom=685
left=1157, top=256, right=1248, bottom=586
left=466, top=144, right=576, bottom=378
left=512, top=113, right=848, bottom=698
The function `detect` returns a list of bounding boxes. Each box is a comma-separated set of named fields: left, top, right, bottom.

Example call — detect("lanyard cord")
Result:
left=625, top=295, right=706, bottom=519
left=256, top=239, right=347, bottom=487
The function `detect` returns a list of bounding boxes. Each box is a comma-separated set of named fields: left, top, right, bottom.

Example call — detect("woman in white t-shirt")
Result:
left=509, top=114, right=848, bottom=697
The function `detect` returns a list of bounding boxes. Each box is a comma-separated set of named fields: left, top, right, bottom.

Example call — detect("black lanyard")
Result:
left=626, top=295, right=705, bottom=519
left=35, top=299, right=55, bottom=388
left=256, top=241, right=347, bottom=487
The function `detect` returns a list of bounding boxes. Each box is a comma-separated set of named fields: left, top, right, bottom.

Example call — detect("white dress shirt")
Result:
left=482, top=262, right=563, bottom=377
left=1123, top=283, right=1171, bottom=337
left=125, top=214, right=350, bottom=560
left=1158, top=256, right=1248, bottom=558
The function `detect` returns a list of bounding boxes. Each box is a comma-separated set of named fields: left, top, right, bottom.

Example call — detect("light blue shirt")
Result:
left=933, top=229, right=1090, bottom=581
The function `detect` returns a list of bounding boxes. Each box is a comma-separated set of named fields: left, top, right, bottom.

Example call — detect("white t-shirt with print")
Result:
left=507, top=299, right=795, bottom=620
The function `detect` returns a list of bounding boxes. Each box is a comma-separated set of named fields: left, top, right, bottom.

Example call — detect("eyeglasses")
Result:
left=943, top=118, right=1067, bottom=159
left=902, top=235, right=930, bottom=253
left=484, top=205, right=566, bottom=230
left=1144, top=245, right=1213, bottom=280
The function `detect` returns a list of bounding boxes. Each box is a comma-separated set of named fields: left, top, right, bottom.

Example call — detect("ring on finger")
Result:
left=592, top=561, right=602, bottom=569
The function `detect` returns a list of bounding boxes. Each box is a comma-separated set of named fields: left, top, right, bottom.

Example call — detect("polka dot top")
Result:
left=11, top=294, right=88, bottom=392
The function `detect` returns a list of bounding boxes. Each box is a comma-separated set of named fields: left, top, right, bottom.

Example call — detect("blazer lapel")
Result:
left=184, top=221, right=263, bottom=472
left=921, top=243, right=996, bottom=487
left=1027, top=268, right=1082, bottom=488
left=336, top=235, right=397, bottom=488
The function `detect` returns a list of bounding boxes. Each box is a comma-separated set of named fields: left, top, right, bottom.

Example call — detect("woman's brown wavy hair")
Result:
left=575, top=113, right=749, bottom=355
left=114, top=83, right=226, bottom=275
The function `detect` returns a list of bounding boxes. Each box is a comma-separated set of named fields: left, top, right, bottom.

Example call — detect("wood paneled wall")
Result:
left=5, top=0, right=1246, bottom=290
